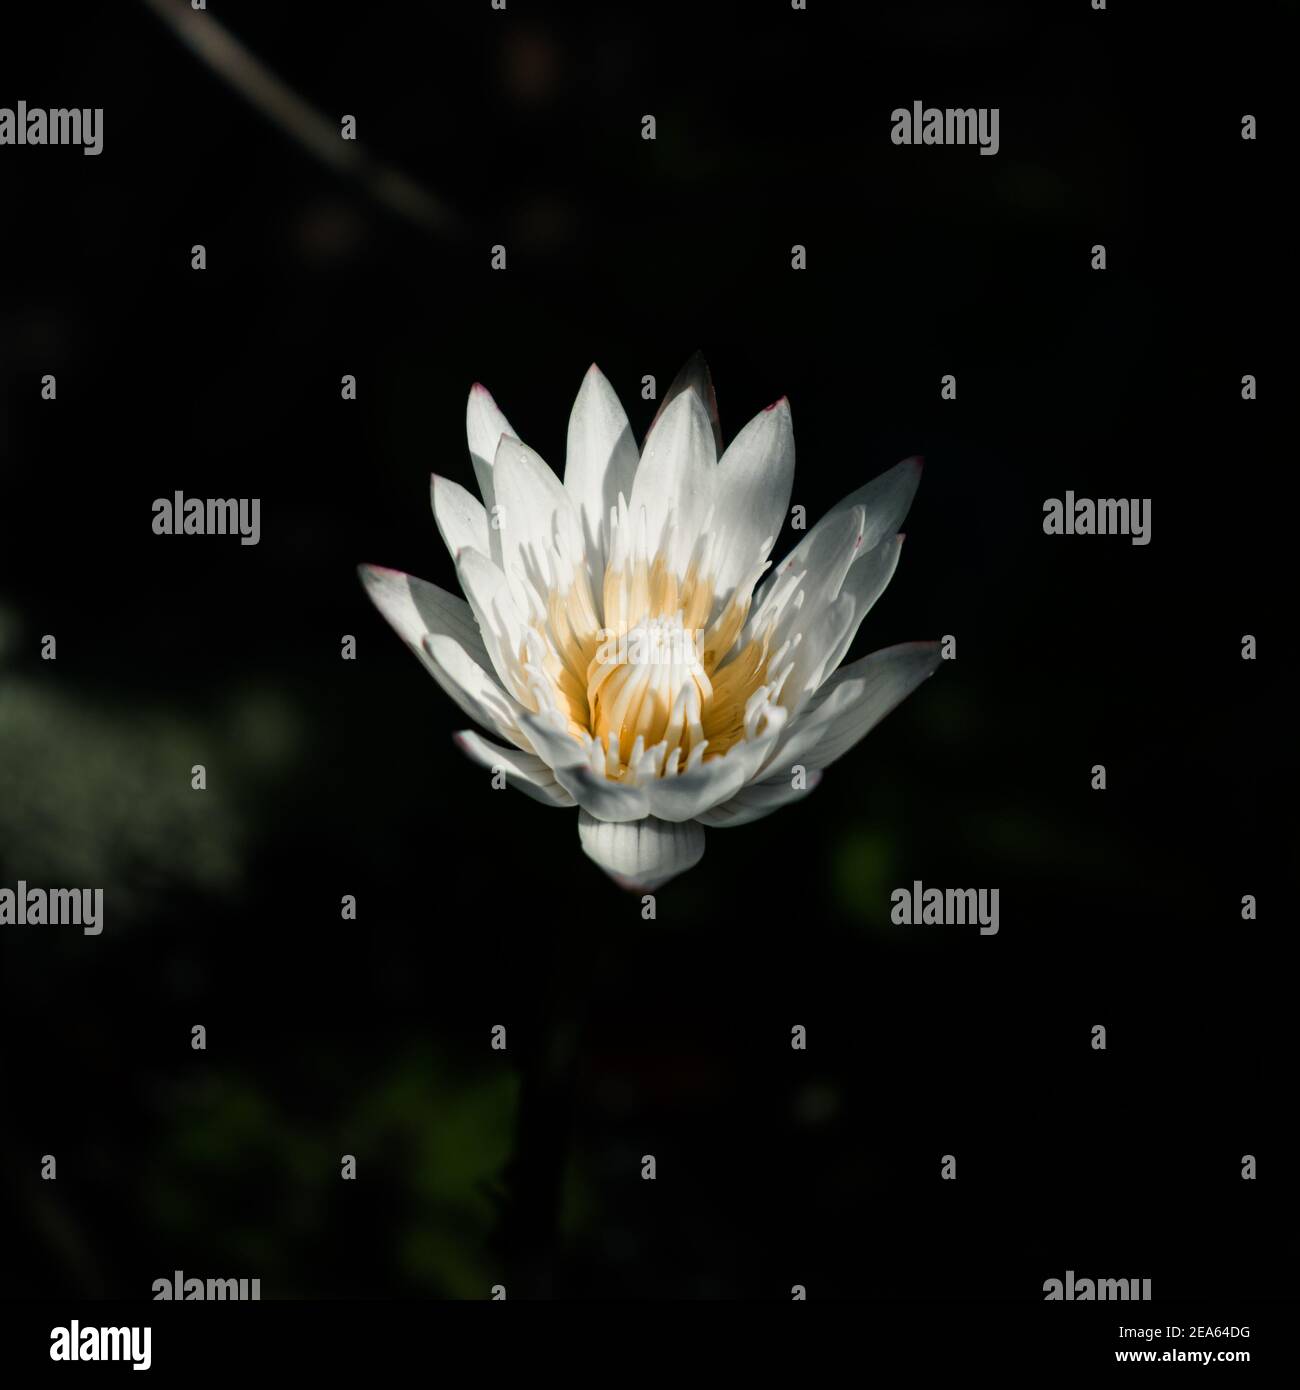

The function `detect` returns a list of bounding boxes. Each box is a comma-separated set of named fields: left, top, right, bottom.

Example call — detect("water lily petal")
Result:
left=431, top=474, right=490, bottom=559
left=578, top=810, right=706, bottom=891
left=564, top=364, right=639, bottom=579
left=647, top=351, right=723, bottom=456
left=358, top=564, right=490, bottom=671
left=453, top=548, right=532, bottom=701
left=696, top=767, right=823, bottom=828
left=817, top=534, right=904, bottom=680
left=781, top=591, right=857, bottom=713
left=774, top=640, right=941, bottom=771
left=711, top=397, right=795, bottom=601
left=421, top=634, right=530, bottom=748
left=630, top=387, right=717, bottom=572
left=644, top=749, right=751, bottom=822
left=452, top=729, right=574, bottom=806
left=491, top=435, right=584, bottom=615
left=760, top=456, right=921, bottom=607
left=465, top=382, right=515, bottom=512
left=752, top=505, right=863, bottom=653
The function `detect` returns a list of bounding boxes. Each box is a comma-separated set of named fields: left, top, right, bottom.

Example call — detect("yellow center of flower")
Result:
left=525, top=516, right=779, bottom=778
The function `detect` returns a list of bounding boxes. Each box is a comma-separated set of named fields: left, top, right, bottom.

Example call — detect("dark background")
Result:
left=0, top=0, right=1291, bottom=1303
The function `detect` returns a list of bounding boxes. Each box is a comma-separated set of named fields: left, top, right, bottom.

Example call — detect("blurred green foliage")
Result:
left=147, top=1045, right=518, bottom=1298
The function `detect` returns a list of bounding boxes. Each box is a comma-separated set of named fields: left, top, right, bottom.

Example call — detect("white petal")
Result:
left=491, top=435, right=584, bottom=614
left=421, top=634, right=529, bottom=747
left=711, top=398, right=795, bottom=598
left=774, top=640, right=941, bottom=771
left=465, top=382, right=515, bottom=511
left=453, top=548, right=532, bottom=701
left=360, top=563, right=532, bottom=750
left=760, top=456, right=922, bottom=607
left=647, top=720, right=786, bottom=826
left=578, top=811, right=705, bottom=890
left=696, top=768, right=823, bottom=828
left=754, top=505, right=863, bottom=654
left=515, top=712, right=657, bottom=821
left=512, top=708, right=586, bottom=768
left=568, top=767, right=654, bottom=821
left=431, top=474, right=489, bottom=559
left=817, top=534, right=904, bottom=680
left=358, top=564, right=491, bottom=671
left=518, top=714, right=652, bottom=822
left=452, top=730, right=574, bottom=807
left=564, top=364, right=639, bottom=576
left=647, top=352, right=723, bottom=456
left=644, top=751, right=751, bottom=823
left=780, top=591, right=857, bottom=712
left=629, top=387, right=717, bottom=571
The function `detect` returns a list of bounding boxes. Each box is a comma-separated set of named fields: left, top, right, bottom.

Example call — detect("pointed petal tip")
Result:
left=358, top=562, right=396, bottom=585
left=868, top=636, right=944, bottom=673
left=608, top=872, right=647, bottom=894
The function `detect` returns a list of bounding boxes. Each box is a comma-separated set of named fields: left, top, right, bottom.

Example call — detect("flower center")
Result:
left=587, top=614, right=712, bottom=771
left=522, top=498, right=791, bottom=780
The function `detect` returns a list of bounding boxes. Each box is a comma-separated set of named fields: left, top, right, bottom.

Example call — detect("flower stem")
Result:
left=493, top=917, right=607, bottom=1298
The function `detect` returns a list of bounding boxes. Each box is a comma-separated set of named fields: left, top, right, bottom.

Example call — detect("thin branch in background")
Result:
left=139, top=0, right=467, bottom=238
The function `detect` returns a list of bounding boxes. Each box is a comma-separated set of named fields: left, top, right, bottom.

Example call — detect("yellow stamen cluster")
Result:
left=526, top=511, right=777, bottom=779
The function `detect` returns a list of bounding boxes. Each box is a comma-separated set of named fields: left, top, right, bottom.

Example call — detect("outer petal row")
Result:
left=453, top=730, right=574, bottom=807
left=578, top=810, right=705, bottom=891
left=762, top=455, right=923, bottom=601
left=711, top=397, right=795, bottom=600
left=698, top=641, right=942, bottom=829
left=766, top=640, right=942, bottom=777
left=358, top=564, right=529, bottom=748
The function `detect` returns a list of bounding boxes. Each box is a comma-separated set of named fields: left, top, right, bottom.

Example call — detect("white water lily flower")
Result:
left=360, top=355, right=939, bottom=891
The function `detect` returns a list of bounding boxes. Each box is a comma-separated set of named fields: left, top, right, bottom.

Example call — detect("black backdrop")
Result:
left=0, top=0, right=1292, bottom=1325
